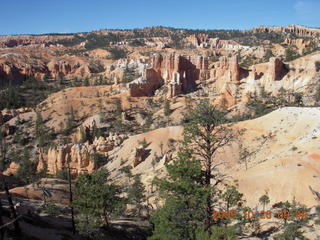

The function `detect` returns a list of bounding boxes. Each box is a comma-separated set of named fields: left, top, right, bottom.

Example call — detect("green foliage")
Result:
left=163, top=100, right=171, bottom=116
left=119, top=166, right=133, bottom=179
left=83, top=78, right=90, bottom=86
left=150, top=100, right=240, bottom=240
left=240, top=55, right=256, bottom=68
left=129, top=39, right=146, bottom=47
left=0, top=84, right=24, bottom=110
left=0, top=127, right=8, bottom=171
left=246, top=96, right=274, bottom=117
left=284, top=48, right=300, bottom=62
left=90, top=152, right=109, bottom=168
left=108, top=47, right=127, bottom=60
left=63, top=107, right=76, bottom=135
left=150, top=152, right=207, bottom=240
left=293, top=92, right=303, bottom=106
left=259, top=194, right=270, bottom=210
left=56, top=35, right=84, bottom=47
left=274, top=223, right=306, bottom=240
left=35, top=112, right=51, bottom=147
left=127, top=174, right=146, bottom=216
left=73, top=169, right=124, bottom=236
left=0, top=77, right=61, bottom=110
left=55, top=169, right=69, bottom=180
left=41, top=203, right=61, bottom=216
left=211, top=226, right=239, bottom=240
left=263, top=49, right=274, bottom=62
left=122, top=67, right=139, bottom=83
left=273, top=200, right=309, bottom=233
left=16, top=151, right=39, bottom=183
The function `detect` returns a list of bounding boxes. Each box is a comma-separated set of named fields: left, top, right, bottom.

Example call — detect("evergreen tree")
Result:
left=259, top=194, right=270, bottom=211
left=150, top=150, right=207, bottom=240
left=127, top=174, right=146, bottom=217
left=35, top=112, right=48, bottom=147
left=184, top=100, right=233, bottom=236
left=73, top=169, right=124, bottom=237
left=0, top=128, right=7, bottom=171
left=163, top=99, right=171, bottom=116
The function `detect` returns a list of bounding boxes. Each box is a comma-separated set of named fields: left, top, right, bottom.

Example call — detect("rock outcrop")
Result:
left=38, top=134, right=127, bottom=178
left=133, top=145, right=150, bottom=167
left=211, top=56, right=248, bottom=83
left=268, top=57, right=286, bottom=81
left=0, top=35, right=70, bottom=48
left=250, top=25, right=320, bottom=38
left=128, top=53, right=210, bottom=98
left=128, top=68, right=163, bottom=97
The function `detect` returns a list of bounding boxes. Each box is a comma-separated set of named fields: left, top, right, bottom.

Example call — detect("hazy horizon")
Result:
left=1, top=0, right=320, bottom=35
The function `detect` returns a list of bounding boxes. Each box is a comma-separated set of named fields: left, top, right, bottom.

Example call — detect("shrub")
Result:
left=41, top=203, right=61, bottom=216
left=108, top=47, right=127, bottom=60
left=284, top=48, right=300, bottom=62
left=56, top=169, right=69, bottom=180
left=90, top=152, right=109, bottom=168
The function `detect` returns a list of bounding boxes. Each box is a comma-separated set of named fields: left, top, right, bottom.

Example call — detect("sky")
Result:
left=1, top=0, right=320, bottom=35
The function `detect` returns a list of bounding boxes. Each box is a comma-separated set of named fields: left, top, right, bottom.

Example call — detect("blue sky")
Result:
left=1, top=0, right=320, bottom=35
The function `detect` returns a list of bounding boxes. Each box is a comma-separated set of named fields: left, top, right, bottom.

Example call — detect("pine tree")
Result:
left=35, top=112, right=48, bottom=147
left=259, top=194, right=270, bottom=211
left=73, top=169, right=124, bottom=236
left=150, top=149, right=207, bottom=240
left=127, top=174, right=146, bottom=217
left=151, top=100, right=239, bottom=240
left=0, top=128, right=7, bottom=171
left=184, top=99, right=233, bottom=236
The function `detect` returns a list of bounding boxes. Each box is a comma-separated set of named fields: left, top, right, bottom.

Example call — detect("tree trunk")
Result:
left=103, top=205, right=109, bottom=226
left=68, top=163, right=76, bottom=235
left=4, top=181, right=21, bottom=235
left=0, top=198, right=5, bottom=240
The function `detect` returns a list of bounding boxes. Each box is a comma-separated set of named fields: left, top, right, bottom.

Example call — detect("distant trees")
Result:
left=129, top=39, right=146, bottom=47
left=35, top=112, right=50, bottom=148
left=108, top=48, right=127, bottom=60
left=63, top=107, right=76, bottom=135
left=284, top=48, right=300, bottom=62
left=263, top=49, right=274, bottom=62
left=122, top=67, right=139, bottom=84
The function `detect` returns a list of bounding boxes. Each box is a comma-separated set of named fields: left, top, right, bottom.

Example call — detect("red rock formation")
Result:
left=0, top=35, right=71, bottom=48
left=185, top=33, right=209, bottom=47
left=212, top=56, right=248, bottom=83
left=128, top=68, right=163, bottom=97
left=38, top=135, right=127, bottom=178
left=133, top=146, right=150, bottom=167
left=268, top=57, right=285, bottom=81
left=250, top=25, right=320, bottom=38
left=3, top=162, right=20, bottom=176
left=129, top=53, right=210, bottom=98
left=283, top=38, right=311, bottom=49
